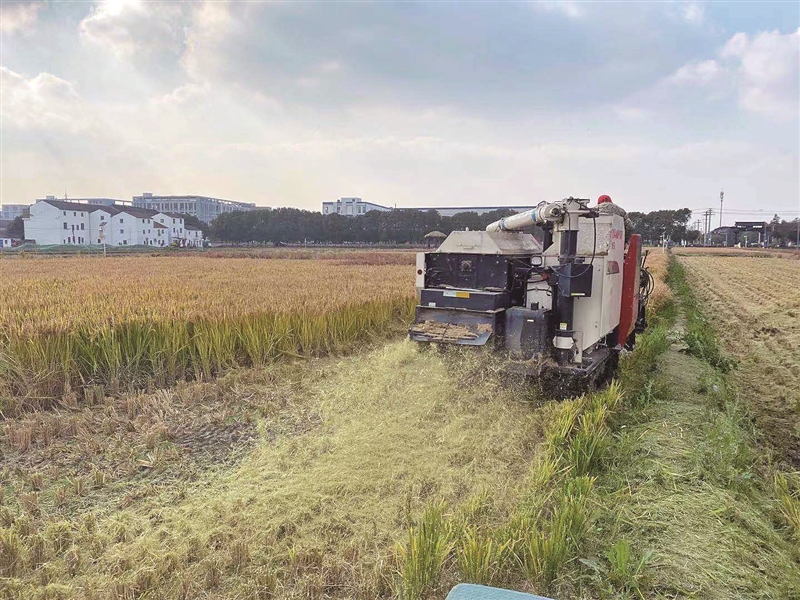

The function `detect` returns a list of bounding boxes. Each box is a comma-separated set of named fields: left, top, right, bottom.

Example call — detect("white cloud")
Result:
left=79, top=0, right=185, bottom=58
left=153, top=82, right=211, bottom=108
left=666, top=59, right=723, bottom=86
left=682, top=2, right=705, bottom=25
left=0, top=67, right=90, bottom=133
left=661, top=28, right=799, bottom=120
left=181, top=0, right=236, bottom=82
left=0, top=1, right=44, bottom=34
left=720, top=28, right=800, bottom=119
left=614, top=106, right=650, bottom=121
left=531, top=1, right=584, bottom=19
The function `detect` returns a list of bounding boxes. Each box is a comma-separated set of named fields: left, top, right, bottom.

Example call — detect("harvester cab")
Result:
left=409, top=197, right=650, bottom=394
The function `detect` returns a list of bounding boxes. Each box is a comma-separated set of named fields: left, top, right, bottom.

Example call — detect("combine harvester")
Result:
left=410, top=197, right=652, bottom=396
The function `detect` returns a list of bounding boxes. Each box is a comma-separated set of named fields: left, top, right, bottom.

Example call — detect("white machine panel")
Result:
left=541, top=214, right=625, bottom=356
left=415, top=252, right=425, bottom=295
left=572, top=215, right=625, bottom=352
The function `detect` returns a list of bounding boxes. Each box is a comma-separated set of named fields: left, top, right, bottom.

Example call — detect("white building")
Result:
left=0, top=238, right=14, bottom=249
left=322, top=197, right=392, bottom=216
left=0, top=204, right=29, bottom=221
left=132, top=193, right=256, bottom=224
left=23, top=199, right=203, bottom=248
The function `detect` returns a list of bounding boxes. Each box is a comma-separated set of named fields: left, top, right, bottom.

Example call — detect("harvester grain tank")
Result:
left=409, top=197, right=651, bottom=394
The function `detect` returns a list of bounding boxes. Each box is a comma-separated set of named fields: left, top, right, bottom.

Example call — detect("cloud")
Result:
left=1, top=2, right=797, bottom=214
left=0, top=67, right=89, bottom=133
left=662, top=28, right=798, bottom=120
left=0, top=1, right=44, bottom=34
left=666, top=59, right=724, bottom=85
left=79, top=0, right=185, bottom=58
left=153, top=82, right=211, bottom=108
left=720, top=28, right=800, bottom=119
left=682, top=2, right=705, bottom=25
left=531, top=1, right=585, bottom=19
left=614, top=106, right=650, bottom=121
left=180, top=0, right=237, bottom=82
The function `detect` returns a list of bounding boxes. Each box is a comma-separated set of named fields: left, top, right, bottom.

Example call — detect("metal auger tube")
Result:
left=485, top=202, right=564, bottom=232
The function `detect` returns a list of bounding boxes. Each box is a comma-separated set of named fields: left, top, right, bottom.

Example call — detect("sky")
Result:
left=1, top=0, right=798, bottom=224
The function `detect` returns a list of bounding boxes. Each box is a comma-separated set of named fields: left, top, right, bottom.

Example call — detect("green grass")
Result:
left=392, top=315, right=673, bottom=598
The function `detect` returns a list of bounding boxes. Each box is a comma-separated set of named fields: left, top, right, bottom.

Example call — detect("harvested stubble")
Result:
left=678, top=254, right=800, bottom=467
left=0, top=255, right=415, bottom=406
left=643, top=249, right=672, bottom=318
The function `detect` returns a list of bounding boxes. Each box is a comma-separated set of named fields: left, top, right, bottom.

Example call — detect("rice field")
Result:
left=677, top=254, right=800, bottom=466
left=1, top=246, right=794, bottom=598
left=0, top=253, right=416, bottom=409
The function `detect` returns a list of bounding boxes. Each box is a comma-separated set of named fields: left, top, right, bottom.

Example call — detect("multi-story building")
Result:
left=320, top=198, right=539, bottom=218
left=132, top=193, right=256, bottom=224
left=24, top=199, right=203, bottom=248
left=0, top=204, right=30, bottom=221
left=322, top=197, right=392, bottom=216
left=399, top=205, right=539, bottom=217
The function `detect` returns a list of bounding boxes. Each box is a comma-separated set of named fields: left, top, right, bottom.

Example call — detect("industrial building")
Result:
left=322, top=197, right=392, bottom=216
left=710, top=221, right=772, bottom=246
left=399, top=205, right=539, bottom=217
left=321, top=198, right=538, bottom=217
left=23, top=199, right=203, bottom=248
left=133, top=193, right=256, bottom=224
left=0, top=204, right=30, bottom=221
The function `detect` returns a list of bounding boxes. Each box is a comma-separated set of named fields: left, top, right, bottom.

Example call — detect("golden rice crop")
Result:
left=0, top=255, right=416, bottom=405
left=643, top=249, right=672, bottom=317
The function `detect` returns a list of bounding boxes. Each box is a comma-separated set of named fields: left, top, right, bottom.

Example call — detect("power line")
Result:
left=689, top=208, right=800, bottom=214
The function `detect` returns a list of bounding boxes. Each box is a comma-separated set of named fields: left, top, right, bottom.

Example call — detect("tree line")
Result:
left=627, top=208, right=699, bottom=245
left=206, top=207, right=517, bottom=245
left=206, top=206, right=706, bottom=246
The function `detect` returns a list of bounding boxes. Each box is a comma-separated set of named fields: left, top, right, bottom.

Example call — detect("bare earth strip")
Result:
left=679, top=255, right=800, bottom=466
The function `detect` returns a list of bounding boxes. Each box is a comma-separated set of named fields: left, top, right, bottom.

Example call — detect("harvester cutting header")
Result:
left=409, top=196, right=651, bottom=394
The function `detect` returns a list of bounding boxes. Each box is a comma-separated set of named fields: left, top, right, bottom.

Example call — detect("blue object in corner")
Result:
left=446, top=584, right=554, bottom=600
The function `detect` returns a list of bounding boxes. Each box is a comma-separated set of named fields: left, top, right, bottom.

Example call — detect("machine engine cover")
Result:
left=504, top=307, right=550, bottom=360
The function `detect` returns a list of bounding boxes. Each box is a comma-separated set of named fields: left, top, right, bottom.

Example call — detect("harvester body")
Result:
left=409, top=198, right=648, bottom=393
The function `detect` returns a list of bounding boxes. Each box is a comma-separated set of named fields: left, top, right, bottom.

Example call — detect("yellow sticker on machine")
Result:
left=443, top=291, right=471, bottom=298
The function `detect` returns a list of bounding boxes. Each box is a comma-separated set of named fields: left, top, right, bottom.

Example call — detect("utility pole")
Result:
left=702, top=208, right=715, bottom=246
left=796, top=217, right=799, bottom=251
left=719, top=190, right=724, bottom=228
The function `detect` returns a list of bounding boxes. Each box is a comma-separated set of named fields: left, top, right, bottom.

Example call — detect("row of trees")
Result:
left=165, top=206, right=799, bottom=248
left=769, top=215, right=800, bottom=246
left=204, top=206, right=709, bottom=246
left=627, top=208, right=700, bottom=245
left=206, top=207, right=517, bottom=245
